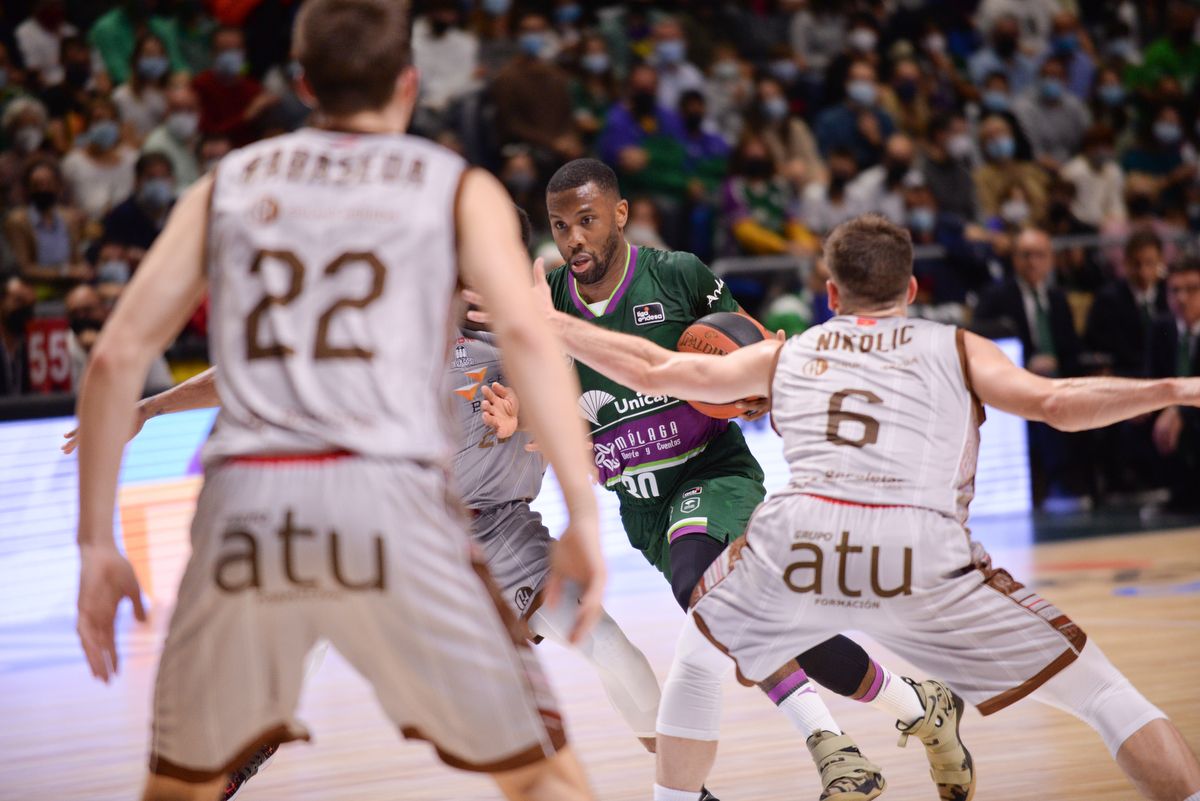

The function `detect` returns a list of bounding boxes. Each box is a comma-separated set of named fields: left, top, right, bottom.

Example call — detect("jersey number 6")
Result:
left=245, top=248, right=385, bottom=361
left=825, top=388, right=883, bottom=449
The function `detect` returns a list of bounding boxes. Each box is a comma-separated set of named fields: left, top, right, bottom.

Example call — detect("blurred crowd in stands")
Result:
left=0, top=0, right=1196, bottom=510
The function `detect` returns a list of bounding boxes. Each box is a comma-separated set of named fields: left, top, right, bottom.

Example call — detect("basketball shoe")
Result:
left=223, top=743, right=278, bottom=800
left=896, top=678, right=975, bottom=801
left=805, top=730, right=886, bottom=800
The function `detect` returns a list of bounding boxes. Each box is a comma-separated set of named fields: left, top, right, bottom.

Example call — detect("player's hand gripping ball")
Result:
left=676, top=311, right=771, bottom=419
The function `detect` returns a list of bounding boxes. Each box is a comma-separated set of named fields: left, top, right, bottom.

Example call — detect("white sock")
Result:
left=769, top=669, right=842, bottom=736
left=1183, top=792, right=1200, bottom=801
left=859, top=661, right=925, bottom=726
left=653, top=783, right=701, bottom=801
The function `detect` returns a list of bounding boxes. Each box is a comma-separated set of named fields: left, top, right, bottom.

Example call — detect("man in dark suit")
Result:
left=1146, top=259, right=1200, bottom=511
left=974, top=227, right=1085, bottom=505
left=1084, top=229, right=1171, bottom=495
left=1086, top=229, right=1170, bottom=376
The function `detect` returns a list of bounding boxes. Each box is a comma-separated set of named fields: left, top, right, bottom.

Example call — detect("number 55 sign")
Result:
left=26, top=318, right=72, bottom=393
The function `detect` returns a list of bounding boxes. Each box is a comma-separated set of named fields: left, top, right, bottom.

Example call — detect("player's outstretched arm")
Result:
left=75, top=174, right=213, bottom=682
left=456, top=168, right=603, bottom=644
left=63, top=367, right=220, bottom=454
left=964, top=330, right=1200, bottom=431
left=550, top=306, right=781, bottom=405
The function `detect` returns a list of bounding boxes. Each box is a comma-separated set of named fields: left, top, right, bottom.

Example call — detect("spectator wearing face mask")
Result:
left=570, top=35, right=619, bottom=146
left=61, top=96, right=137, bottom=222
left=142, top=84, right=201, bottom=188
left=15, top=0, right=76, bottom=90
left=1060, top=124, right=1126, bottom=228
left=814, top=59, right=894, bottom=169
left=499, top=148, right=540, bottom=229
left=624, top=196, right=669, bottom=250
left=0, top=276, right=36, bottom=396
left=412, top=0, right=480, bottom=118
left=4, top=157, right=89, bottom=294
left=112, top=34, right=171, bottom=143
left=921, top=111, right=978, bottom=222
left=1121, top=105, right=1198, bottom=209
left=490, top=13, right=581, bottom=165
left=799, top=146, right=869, bottom=234
left=847, top=132, right=916, bottom=223
left=821, top=13, right=880, bottom=109
left=1088, top=66, right=1135, bottom=148
left=88, top=0, right=187, bottom=85
left=649, top=16, right=705, bottom=112
left=597, top=62, right=685, bottom=174
left=976, top=71, right=1035, bottom=161
left=704, top=44, right=753, bottom=146
left=192, top=26, right=276, bottom=147
left=968, top=15, right=1040, bottom=94
left=723, top=134, right=814, bottom=258
left=1101, top=178, right=1186, bottom=275
left=100, top=152, right=175, bottom=263
left=36, top=34, right=104, bottom=125
left=64, top=282, right=173, bottom=394
left=876, top=58, right=931, bottom=140
left=1045, top=11, right=1096, bottom=100
left=742, top=75, right=824, bottom=190
left=903, top=180, right=992, bottom=307
left=1013, top=57, right=1092, bottom=170
left=0, top=97, right=55, bottom=209
left=974, top=114, right=1047, bottom=225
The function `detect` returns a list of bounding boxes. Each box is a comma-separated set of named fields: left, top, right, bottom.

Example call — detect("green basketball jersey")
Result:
left=547, top=243, right=759, bottom=507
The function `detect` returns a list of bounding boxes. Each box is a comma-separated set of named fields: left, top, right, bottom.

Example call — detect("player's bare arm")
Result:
left=457, top=168, right=604, bottom=644
left=549, top=307, right=782, bottom=407
left=963, top=330, right=1200, bottom=431
left=62, top=366, right=219, bottom=455
left=76, top=173, right=213, bottom=682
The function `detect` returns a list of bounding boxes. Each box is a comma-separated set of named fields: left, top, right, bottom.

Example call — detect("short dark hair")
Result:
left=22, top=155, right=60, bottom=189
left=823, top=214, right=914, bottom=309
left=546, top=158, right=619, bottom=199
left=1124, top=228, right=1162, bottom=261
left=1168, top=258, right=1200, bottom=279
left=514, top=204, right=533, bottom=249
left=295, top=0, right=411, bottom=117
left=135, top=151, right=173, bottom=179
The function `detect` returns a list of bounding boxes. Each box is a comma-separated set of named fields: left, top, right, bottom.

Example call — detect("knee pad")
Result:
left=1031, top=642, right=1165, bottom=756
left=795, top=634, right=871, bottom=697
left=656, top=615, right=733, bottom=741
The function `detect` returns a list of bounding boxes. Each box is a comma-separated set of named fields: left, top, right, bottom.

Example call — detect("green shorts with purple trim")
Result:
left=618, top=469, right=766, bottom=580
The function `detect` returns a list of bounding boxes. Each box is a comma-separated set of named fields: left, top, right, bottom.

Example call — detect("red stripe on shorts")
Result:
left=227, top=450, right=354, bottom=465
left=804, top=493, right=907, bottom=509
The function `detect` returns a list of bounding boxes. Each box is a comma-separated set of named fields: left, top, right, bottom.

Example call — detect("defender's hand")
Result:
left=77, top=544, right=146, bottom=682
left=63, top=403, right=149, bottom=455
left=544, top=517, right=606, bottom=645
left=481, top=382, right=520, bottom=439
left=735, top=330, right=785, bottom=421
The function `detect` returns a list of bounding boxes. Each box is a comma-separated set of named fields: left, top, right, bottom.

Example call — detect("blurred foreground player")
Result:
left=544, top=214, right=1200, bottom=801
left=71, top=2, right=604, bottom=800
left=67, top=209, right=663, bottom=798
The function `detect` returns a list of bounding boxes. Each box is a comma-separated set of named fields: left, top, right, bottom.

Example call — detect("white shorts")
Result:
left=691, top=491, right=1087, bottom=714
left=149, top=455, right=564, bottom=782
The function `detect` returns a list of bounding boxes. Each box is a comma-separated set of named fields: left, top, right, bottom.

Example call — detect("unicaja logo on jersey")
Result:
left=578, top=390, right=616, bottom=425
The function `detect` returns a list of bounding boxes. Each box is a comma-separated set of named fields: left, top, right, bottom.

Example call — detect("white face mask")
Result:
left=947, top=132, right=973, bottom=159
left=166, top=111, right=199, bottom=140
left=14, top=125, right=44, bottom=153
left=1000, top=198, right=1030, bottom=224
left=849, top=28, right=878, bottom=53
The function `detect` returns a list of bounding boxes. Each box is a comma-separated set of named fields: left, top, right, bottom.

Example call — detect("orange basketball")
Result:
left=676, top=311, right=770, bottom=419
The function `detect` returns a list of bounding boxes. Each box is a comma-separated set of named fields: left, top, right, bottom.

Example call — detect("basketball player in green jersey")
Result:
left=473, top=159, right=968, bottom=801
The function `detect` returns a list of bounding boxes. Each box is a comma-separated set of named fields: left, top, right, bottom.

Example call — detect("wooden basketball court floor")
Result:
left=2, top=525, right=1198, bottom=800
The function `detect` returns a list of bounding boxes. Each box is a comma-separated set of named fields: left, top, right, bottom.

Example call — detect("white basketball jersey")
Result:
left=202, top=128, right=466, bottom=466
left=770, top=315, right=983, bottom=521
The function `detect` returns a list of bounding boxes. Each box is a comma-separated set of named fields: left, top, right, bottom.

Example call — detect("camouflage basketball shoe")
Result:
left=896, top=678, right=975, bottom=801
left=805, top=730, right=886, bottom=801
